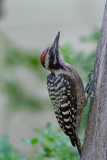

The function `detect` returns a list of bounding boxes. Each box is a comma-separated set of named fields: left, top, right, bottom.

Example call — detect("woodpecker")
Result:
left=40, top=32, right=90, bottom=156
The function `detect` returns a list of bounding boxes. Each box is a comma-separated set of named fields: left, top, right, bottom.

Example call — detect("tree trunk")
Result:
left=81, top=1, right=107, bottom=160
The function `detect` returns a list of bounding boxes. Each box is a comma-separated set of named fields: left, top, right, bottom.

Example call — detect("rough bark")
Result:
left=81, top=1, right=107, bottom=160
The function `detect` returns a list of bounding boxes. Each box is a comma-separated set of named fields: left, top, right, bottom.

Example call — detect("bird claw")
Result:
left=88, top=90, right=95, bottom=98
left=84, top=71, right=95, bottom=98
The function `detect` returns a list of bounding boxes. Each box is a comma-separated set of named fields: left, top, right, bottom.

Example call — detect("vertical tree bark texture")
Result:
left=81, top=1, right=107, bottom=160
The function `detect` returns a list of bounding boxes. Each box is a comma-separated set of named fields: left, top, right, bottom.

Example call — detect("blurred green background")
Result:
left=0, top=0, right=104, bottom=160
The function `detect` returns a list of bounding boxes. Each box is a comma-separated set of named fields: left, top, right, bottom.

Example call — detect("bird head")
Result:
left=40, top=32, right=64, bottom=72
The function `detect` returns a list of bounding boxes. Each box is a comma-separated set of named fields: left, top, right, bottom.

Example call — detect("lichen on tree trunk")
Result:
left=81, top=1, right=107, bottom=160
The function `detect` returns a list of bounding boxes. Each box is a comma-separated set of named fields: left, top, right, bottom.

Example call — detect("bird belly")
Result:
left=47, top=73, right=77, bottom=137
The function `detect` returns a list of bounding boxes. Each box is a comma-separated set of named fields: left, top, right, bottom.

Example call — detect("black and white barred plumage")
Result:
left=47, top=73, right=82, bottom=154
left=47, top=73, right=77, bottom=135
left=40, top=32, right=88, bottom=156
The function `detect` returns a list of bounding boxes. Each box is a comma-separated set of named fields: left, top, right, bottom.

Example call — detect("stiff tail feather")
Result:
left=69, top=134, right=82, bottom=156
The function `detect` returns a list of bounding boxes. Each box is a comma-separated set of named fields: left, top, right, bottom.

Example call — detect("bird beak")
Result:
left=52, top=31, right=60, bottom=51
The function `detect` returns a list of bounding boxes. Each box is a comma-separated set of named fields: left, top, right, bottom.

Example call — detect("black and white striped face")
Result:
left=40, top=32, right=64, bottom=71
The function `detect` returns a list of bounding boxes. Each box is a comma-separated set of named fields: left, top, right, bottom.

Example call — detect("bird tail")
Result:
left=69, top=134, right=82, bottom=156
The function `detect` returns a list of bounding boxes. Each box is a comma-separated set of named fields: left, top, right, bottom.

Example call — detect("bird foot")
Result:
left=84, top=71, right=95, bottom=98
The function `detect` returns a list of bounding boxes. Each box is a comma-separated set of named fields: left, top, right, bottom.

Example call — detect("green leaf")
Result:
left=44, top=123, right=52, bottom=134
left=31, top=138, right=38, bottom=145
left=33, top=129, right=43, bottom=134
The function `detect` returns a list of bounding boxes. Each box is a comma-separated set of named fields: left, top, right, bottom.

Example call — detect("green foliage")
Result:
left=0, top=136, right=28, bottom=160
left=3, top=81, right=43, bottom=110
left=0, top=125, right=80, bottom=160
left=24, top=123, right=79, bottom=160
left=80, top=27, right=100, bottom=42
left=0, top=32, right=48, bottom=111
